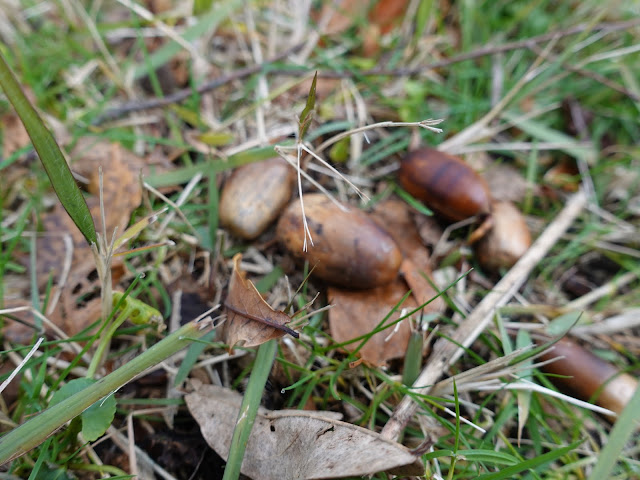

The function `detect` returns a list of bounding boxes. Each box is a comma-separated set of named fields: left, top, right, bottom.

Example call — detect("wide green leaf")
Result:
left=50, top=378, right=116, bottom=442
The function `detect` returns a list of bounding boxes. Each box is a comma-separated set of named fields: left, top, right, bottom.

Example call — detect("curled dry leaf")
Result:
left=540, top=337, right=638, bottom=417
left=276, top=194, right=402, bottom=289
left=398, top=147, right=491, bottom=222
left=185, top=383, right=423, bottom=480
left=219, top=158, right=296, bottom=240
left=221, top=254, right=297, bottom=349
left=328, top=279, right=415, bottom=367
left=474, top=201, right=532, bottom=272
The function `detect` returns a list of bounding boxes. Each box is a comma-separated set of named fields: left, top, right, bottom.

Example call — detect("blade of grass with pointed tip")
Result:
left=587, top=382, right=640, bottom=480
left=298, top=72, right=317, bottom=140
left=515, top=329, right=533, bottom=446
left=0, top=52, right=97, bottom=245
left=222, top=339, right=277, bottom=480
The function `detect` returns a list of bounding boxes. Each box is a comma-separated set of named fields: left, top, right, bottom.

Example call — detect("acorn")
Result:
left=276, top=194, right=402, bottom=289
left=398, top=147, right=491, bottom=221
left=219, top=158, right=295, bottom=239
left=540, top=337, right=638, bottom=417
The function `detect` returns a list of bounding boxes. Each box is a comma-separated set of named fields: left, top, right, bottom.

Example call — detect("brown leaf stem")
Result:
left=223, top=301, right=299, bottom=338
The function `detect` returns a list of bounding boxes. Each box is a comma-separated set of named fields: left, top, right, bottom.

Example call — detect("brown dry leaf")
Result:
left=6, top=139, right=144, bottom=341
left=368, top=0, right=409, bottom=35
left=36, top=138, right=144, bottom=276
left=315, top=0, right=407, bottom=38
left=328, top=279, right=415, bottom=367
left=221, top=254, right=296, bottom=349
left=371, top=198, right=445, bottom=312
left=315, top=0, right=368, bottom=36
left=1, top=112, right=31, bottom=159
left=185, top=384, right=423, bottom=480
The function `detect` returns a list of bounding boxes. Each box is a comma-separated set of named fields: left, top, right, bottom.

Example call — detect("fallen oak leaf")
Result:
left=185, top=383, right=424, bottom=480
left=221, top=254, right=298, bottom=349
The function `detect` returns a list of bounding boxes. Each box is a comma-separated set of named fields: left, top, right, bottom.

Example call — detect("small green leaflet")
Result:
left=49, top=378, right=116, bottom=442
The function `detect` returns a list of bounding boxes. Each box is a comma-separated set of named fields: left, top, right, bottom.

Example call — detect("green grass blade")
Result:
left=174, top=329, right=216, bottom=387
left=132, top=0, right=243, bottom=80
left=0, top=321, right=210, bottom=465
left=222, top=339, right=277, bottom=480
left=587, top=382, right=640, bottom=480
left=474, top=439, right=583, bottom=480
left=145, top=145, right=277, bottom=188
left=298, top=71, right=317, bottom=140
left=402, top=331, right=423, bottom=386
left=0, top=51, right=97, bottom=245
left=457, top=449, right=518, bottom=465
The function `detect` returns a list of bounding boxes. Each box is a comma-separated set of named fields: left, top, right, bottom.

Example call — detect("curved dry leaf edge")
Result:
left=186, top=384, right=424, bottom=479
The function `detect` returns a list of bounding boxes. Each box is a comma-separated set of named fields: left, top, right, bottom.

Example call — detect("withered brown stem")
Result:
left=224, top=301, right=299, bottom=338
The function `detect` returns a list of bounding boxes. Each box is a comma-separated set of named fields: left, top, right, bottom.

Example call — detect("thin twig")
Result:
left=0, top=337, right=43, bottom=395
left=94, top=20, right=639, bottom=123
left=313, top=19, right=640, bottom=78
left=94, top=43, right=305, bottom=123
left=381, top=190, right=588, bottom=441
left=223, top=301, right=299, bottom=338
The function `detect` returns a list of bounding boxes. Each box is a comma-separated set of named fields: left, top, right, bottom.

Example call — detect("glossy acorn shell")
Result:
left=398, top=147, right=491, bottom=221
left=219, top=158, right=296, bottom=239
left=276, top=194, right=402, bottom=289
left=540, top=337, right=638, bottom=416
